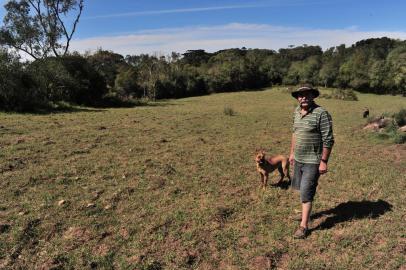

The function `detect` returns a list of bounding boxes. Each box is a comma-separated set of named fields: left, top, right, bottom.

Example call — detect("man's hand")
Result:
left=319, top=161, right=328, bottom=174
left=289, top=154, right=295, bottom=166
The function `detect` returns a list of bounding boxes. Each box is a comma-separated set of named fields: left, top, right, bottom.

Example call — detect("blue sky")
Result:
left=1, top=0, right=406, bottom=56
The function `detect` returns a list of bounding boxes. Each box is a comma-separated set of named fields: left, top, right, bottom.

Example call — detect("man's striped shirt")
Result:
left=293, top=105, right=334, bottom=164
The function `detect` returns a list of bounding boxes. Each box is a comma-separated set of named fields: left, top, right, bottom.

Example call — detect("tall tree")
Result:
left=87, top=49, right=126, bottom=89
left=0, top=0, right=83, bottom=60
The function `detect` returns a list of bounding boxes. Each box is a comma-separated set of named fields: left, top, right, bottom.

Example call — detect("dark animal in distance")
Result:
left=363, top=107, right=369, bottom=118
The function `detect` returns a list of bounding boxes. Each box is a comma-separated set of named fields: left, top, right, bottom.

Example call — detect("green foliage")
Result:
left=1, top=51, right=110, bottom=111
left=285, top=56, right=322, bottom=86
left=278, top=45, right=323, bottom=61
left=87, top=50, right=127, bottom=89
left=113, top=66, right=140, bottom=98
left=61, top=55, right=108, bottom=105
left=128, top=54, right=169, bottom=100
left=2, top=37, right=406, bottom=111
left=28, top=57, right=76, bottom=102
left=321, top=88, right=358, bottom=101
left=384, top=120, right=398, bottom=134
left=369, top=111, right=406, bottom=144
left=318, top=49, right=340, bottom=87
left=392, top=108, right=406, bottom=127
left=386, top=46, right=406, bottom=96
left=205, top=48, right=269, bottom=92
left=0, top=0, right=84, bottom=59
left=28, top=55, right=107, bottom=106
left=0, top=47, right=46, bottom=111
left=393, top=132, right=406, bottom=144
left=181, top=49, right=212, bottom=66
left=283, top=61, right=301, bottom=85
left=260, top=54, right=286, bottom=85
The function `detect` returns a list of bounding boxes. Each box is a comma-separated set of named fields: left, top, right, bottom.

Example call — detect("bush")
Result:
left=393, top=132, right=406, bottom=144
left=371, top=116, right=406, bottom=144
left=0, top=48, right=47, bottom=111
left=58, top=55, right=108, bottom=105
left=393, top=108, right=406, bottom=127
left=328, top=89, right=358, bottom=101
left=113, top=66, right=141, bottom=98
left=27, top=57, right=77, bottom=103
left=223, top=106, right=236, bottom=116
left=384, top=119, right=398, bottom=133
left=27, top=55, right=107, bottom=106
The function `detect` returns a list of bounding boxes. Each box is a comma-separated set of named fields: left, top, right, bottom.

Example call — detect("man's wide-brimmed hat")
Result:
left=291, top=85, right=320, bottom=98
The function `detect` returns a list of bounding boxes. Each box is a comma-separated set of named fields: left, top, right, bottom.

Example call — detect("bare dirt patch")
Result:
left=383, top=144, right=406, bottom=165
left=93, top=243, right=110, bottom=257
left=63, top=226, right=93, bottom=249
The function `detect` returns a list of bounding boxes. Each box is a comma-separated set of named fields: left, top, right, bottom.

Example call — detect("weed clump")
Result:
left=223, top=106, right=236, bottom=116
left=136, top=259, right=163, bottom=270
left=393, top=132, right=406, bottom=144
left=215, top=206, right=234, bottom=224
left=393, top=108, right=406, bottom=127
left=365, top=108, right=406, bottom=144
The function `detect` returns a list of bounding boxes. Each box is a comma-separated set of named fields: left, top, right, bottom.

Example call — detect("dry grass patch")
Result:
left=0, top=87, right=405, bottom=269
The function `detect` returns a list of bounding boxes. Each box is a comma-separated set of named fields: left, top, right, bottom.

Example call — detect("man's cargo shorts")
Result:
left=291, top=160, right=320, bottom=203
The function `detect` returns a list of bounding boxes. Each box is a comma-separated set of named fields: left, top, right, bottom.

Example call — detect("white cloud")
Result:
left=70, top=23, right=406, bottom=56
left=82, top=1, right=317, bottom=20
left=83, top=4, right=270, bottom=20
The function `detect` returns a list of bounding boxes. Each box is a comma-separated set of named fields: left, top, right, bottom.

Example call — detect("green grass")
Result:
left=0, top=87, right=405, bottom=269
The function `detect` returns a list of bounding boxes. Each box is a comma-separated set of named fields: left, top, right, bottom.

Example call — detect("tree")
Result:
left=181, top=49, right=211, bottom=66
left=130, top=54, right=169, bottom=100
left=0, top=0, right=83, bottom=60
left=87, top=49, right=126, bottom=89
left=260, top=54, right=289, bottom=85
left=114, top=66, right=141, bottom=98
left=279, top=45, right=322, bottom=62
left=284, top=61, right=301, bottom=85
left=27, top=54, right=107, bottom=105
left=386, top=45, right=406, bottom=96
left=0, top=46, right=39, bottom=110
left=298, top=55, right=321, bottom=84
left=318, top=47, right=342, bottom=87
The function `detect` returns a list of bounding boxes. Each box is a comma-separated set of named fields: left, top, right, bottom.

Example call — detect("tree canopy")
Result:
left=0, top=0, right=83, bottom=59
left=1, top=37, right=405, bottom=112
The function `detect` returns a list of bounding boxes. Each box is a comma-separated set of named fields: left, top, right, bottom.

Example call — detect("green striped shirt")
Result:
left=293, top=105, right=334, bottom=164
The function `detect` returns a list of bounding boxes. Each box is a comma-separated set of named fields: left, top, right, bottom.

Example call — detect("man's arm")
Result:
left=319, top=111, right=334, bottom=174
left=289, top=133, right=296, bottom=165
left=321, top=147, right=332, bottom=163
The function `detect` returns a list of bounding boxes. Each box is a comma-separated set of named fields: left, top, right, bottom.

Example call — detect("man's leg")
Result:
left=299, top=163, right=319, bottom=226
left=294, top=163, right=319, bottom=238
left=290, top=161, right=302, bottom=220
left=300, top=202, right=312, bottom=229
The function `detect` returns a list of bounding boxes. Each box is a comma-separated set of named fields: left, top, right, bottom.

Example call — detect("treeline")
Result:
left=1, top=37, right=405, bottom=111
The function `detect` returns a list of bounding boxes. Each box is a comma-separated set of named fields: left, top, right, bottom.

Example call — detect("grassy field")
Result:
left=0, top=87, right=405, bottom=269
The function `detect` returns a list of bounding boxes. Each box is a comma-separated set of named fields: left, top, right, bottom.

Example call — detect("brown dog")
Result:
left=255, top=151, right=291, bottom=189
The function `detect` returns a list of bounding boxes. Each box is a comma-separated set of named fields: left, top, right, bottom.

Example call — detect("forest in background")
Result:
left=1, top=37, right=406, bottom=111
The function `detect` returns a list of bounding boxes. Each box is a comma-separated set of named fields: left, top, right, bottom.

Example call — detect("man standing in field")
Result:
left=289, top=84, right=334, bottom=239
